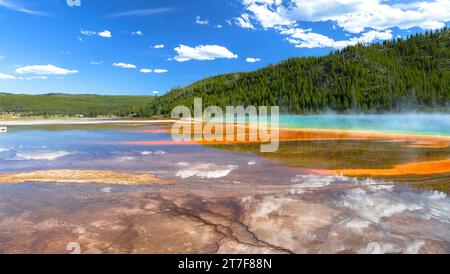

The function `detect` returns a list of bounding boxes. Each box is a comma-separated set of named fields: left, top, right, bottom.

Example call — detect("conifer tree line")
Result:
left=1, top=28, right=448, bottom=118
left=145, top=28, right=449, bottom=117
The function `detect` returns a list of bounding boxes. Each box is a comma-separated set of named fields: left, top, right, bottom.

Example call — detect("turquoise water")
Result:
left=280, top=114, right=450, bottom=136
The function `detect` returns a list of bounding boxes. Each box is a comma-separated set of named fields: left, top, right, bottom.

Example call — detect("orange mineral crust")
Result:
left=277, top=128, right=450, bottom=147
left=315, top=159, right=450, bottom=176
left=0, top=170, right=168, bottom=185
left=119, top=125, right=450, bottom=148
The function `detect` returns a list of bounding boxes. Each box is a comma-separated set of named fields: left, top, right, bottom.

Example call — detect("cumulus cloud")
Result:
left=140, top=69, right=153, bottom=73
left=15, top=64, right=78, bottom=75
left=241, top=0, right=450, bottom=48
left=243, top=0, right=450, bottom=33
left=153, top=44, right=165, bottom=49
left=281, top=28, right=393, bottom=48
left=81, top=29, right=112, bottom=38
left=153, top=69, right=168, bottom=73
left=0, top=72, right=16, bottom=80
left=244, top=0, right=294, bottom=29
left=235, top=13, right=256, bottom=29
left=113, top=62, right=136, bottom=69
left=90, top=61, right=103, bottom=65
left=246, top=57, right=261, bottom=63
left=173, top=44, right=238, bottom=62
left=98, top=30, right=112, bottom=38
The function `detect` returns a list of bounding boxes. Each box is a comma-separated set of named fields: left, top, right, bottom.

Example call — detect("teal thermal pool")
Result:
left=279, top=114, right=450, bottom=136
left=0, top=121, right=450, bottom=254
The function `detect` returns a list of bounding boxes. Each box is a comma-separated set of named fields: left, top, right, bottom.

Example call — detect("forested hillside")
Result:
left=147, top=28, right=449, bottom=116
left=1, top=29, right=448, bottom=118
left=0, top=93, right=153, bottom=117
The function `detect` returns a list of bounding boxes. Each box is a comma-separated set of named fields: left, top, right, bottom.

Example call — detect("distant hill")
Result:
left=1, top=29, right=448, bottom=118
left=0, top=93, right=154, bottom=117
left=148, top=28, right=449, bottom=116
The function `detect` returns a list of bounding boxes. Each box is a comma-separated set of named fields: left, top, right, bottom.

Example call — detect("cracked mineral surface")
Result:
left=0, top=123, right=449, bottom=254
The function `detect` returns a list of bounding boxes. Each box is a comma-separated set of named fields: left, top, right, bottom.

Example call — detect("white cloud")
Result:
left=132, top=30, right=143, bottom=36
left=173, top=44, right=238, bottom=62
left=0, top=72, right=16, bottom=80
left=154, top=69, right=168, bottom=73
left=25, top=76, right=48, bottom=80
left=98, top=30, right=112, bottom=38
left=0, top=0, right=50, bottom=16
left=241, top=0, right=450, bottom=48
left=235, top=13, right=256, bottom=29
left=153, top=44, right=165, bottom=49
left=107, top=8, right=174, bottom=18
left=90, top=61, right=103, bottom=65
left=152, top=90, right=160, bottom=94
left=80, top=30, right=96, bottom=36
left=140, top=68, right=168, bottom=73
left=282, top=28, right=393, bottom=49
left=243, top=0, right=450, bottom=34
left=113, top=62, right=136, bottom=69
left=244, top=1, right=294, bottom=29
left=195, top=16, right=209, bottom=25
left=246, top=57, right=261, bottom=63
left=15, top=65, right=78, bottom=75
left=81, top=29, right=112, bottom=38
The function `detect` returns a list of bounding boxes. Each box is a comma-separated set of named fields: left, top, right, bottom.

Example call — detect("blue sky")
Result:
left=0, top=0, right=449, bottom=95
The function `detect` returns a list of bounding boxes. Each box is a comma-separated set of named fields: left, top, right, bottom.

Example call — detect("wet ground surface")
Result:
left=0, top=123, right=449, bottom=254
left=1, top=179, right=449, bottom=254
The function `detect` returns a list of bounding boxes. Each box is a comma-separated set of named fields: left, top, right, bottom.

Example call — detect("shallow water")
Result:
left=280, top=114, right=450, bottom=136
left=0, top=119, right=449, bottom=254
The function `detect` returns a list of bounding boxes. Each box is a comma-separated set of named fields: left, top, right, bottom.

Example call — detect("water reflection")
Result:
left=0, top=120, right=449, bottom=254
